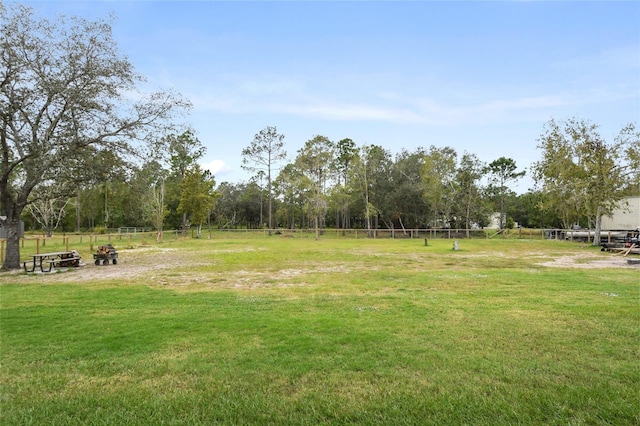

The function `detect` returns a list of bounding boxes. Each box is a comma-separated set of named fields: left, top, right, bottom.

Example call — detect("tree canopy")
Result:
left=0, top=4, right=189, bottom=269
left=241, top=126, right=287, bottom=235
left=177, top=165, right=217, bottom=238
left=533, top=118, right=639, bottom=245
left=2, top=6, right=637, bottom=257
left=486, top=157, right=526, bottom=230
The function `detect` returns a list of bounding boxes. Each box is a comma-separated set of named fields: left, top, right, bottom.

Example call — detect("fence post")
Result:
left=36, top=238, right=40, bottom=254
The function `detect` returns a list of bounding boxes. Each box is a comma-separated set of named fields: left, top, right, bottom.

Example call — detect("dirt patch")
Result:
left=448, top=249, right=638, bottom=269
left=537, top=254, right=639, bottom=269
left=5, top=246, right=327, bottom=288
left=3, top=248, right=202, bottom=284
left=3, top=246, right=636, bottom=288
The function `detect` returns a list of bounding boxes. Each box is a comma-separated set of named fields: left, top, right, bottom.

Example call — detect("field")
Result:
left=1, top=234, right=638, bottom=425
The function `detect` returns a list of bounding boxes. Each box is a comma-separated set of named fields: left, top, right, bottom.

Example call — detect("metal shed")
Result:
left=600, top=196, right=640, bottom=230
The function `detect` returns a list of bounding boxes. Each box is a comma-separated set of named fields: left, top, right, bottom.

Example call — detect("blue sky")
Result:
left=21, top=1, right=640, bottom=192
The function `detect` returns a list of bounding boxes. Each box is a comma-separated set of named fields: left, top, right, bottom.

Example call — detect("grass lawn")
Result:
left=1, top=236, right=638, bottom=425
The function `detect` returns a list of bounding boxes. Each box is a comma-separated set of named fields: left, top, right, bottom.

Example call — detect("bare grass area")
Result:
left=3, top=238, right=637, bottom=289
left=537, top=253, right=637, bottom=269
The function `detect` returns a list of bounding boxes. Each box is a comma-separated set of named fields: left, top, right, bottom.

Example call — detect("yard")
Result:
left=1, top=235, right=638, bottom=425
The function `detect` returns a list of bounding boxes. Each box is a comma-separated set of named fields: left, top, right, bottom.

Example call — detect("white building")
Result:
left=601, top=196, right=640, bottom=230
left=486, top=212, right=518, bottom=229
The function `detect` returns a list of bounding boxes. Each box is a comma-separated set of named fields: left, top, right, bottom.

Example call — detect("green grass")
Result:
left=1, top=237, right=638, bottom=425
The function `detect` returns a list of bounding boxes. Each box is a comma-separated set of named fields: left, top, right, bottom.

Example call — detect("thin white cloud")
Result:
left=185, top=72, right=636, bottom=128
left=265, top=101, right=426, bottom=123
left=201, top=159, right=231, bottom=176
left=553, top=45, right=640, bottom=74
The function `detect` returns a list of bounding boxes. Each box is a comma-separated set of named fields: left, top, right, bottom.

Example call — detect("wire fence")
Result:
left=0, top=227, right=629, bottom=265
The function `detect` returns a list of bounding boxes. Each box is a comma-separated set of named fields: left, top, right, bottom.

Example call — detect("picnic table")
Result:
left=23, top=251, right=81, bottom=273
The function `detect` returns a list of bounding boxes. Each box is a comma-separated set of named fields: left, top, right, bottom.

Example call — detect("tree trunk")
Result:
left=345, top=200, right=351, bottom=230
left=2, top=217, right=22, bottom=270
left=500, top=190, right=505, bottom=230
left=182, top=212, right=187, bottom=236
left=375, top=215, right=379, bottom=238
left=593, top=206, right=603, bottom=246
left=465, top=189, right=472, bottom=239
left=341, top=208, right=347, bottom=236
left=76, top=190, right=81, bottom=233
left=399, top=216, right=407, bottom=235
left=267, top=173, right=272, bottom=236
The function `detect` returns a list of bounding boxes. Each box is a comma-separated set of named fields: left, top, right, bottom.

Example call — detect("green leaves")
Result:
left=178, top=164, right=217, bottom=234
left=241, top=126, right=287, bottom=231
left=1, top=4, right=188, bottom=268
left=533, top=118, right=637, bottom=242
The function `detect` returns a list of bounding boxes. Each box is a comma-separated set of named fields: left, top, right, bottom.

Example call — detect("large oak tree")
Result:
left=1, top=4, right=189, bottom=269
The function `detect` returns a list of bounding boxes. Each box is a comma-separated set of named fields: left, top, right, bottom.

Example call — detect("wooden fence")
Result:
left=0, top=227, right=627, bottom=265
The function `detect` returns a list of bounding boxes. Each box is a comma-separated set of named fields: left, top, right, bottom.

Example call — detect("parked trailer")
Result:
left=564, top=230, right=628, bottom=243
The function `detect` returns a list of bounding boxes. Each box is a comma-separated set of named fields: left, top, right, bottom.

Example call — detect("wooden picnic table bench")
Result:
left=23, top=251, right=81, bottom=273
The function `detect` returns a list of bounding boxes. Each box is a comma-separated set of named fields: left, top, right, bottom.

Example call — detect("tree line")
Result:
left=11, top=129, right=529, bottom=235
left=19, top=123, right=639, bottom=243
left=2, top=4, right=638, bottom=269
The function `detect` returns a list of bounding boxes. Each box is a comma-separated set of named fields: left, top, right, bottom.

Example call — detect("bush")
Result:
left=92, top=226, right=107, bottom=235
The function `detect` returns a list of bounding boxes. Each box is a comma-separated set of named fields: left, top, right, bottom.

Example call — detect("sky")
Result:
left=17, top=0, right=640, bottom=193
